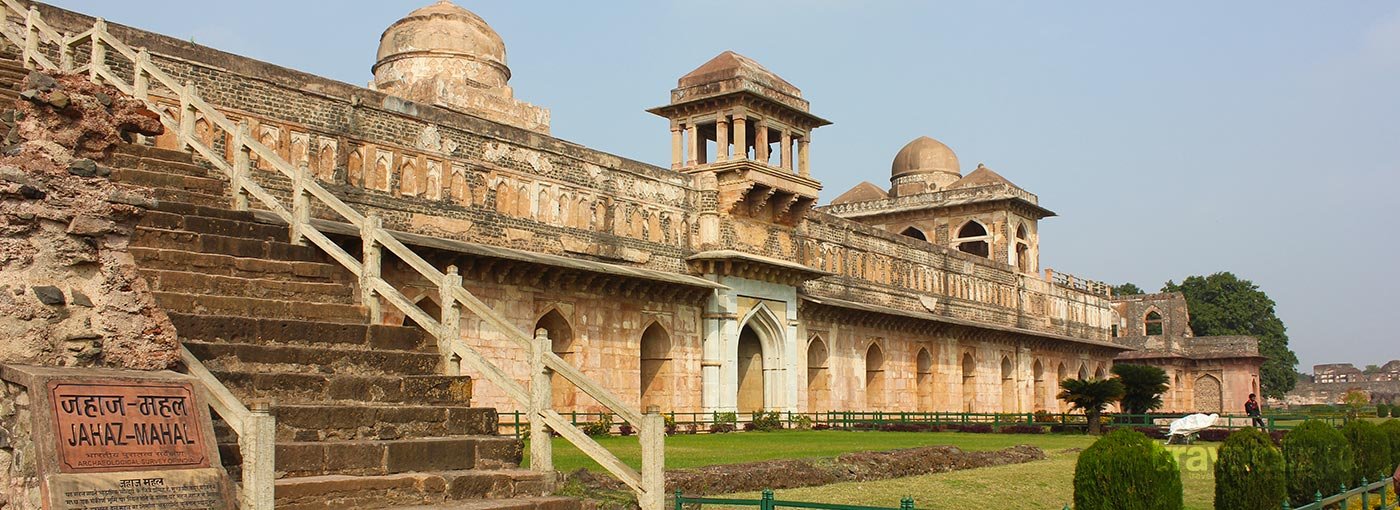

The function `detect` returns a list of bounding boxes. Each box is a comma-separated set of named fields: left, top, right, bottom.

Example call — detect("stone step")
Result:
left=144, top=185, right=228, bottom=206
left=139, top=210, right=292, bottom=243
left=214, top=403, right=495, bottom=443
left=388, top=497, right=582, bottom=510
left=169, top=313, right=430, bottom=351
left=141, top=268, right=356, bottom=303
left=273, top=470, right=555, bottom=510
left=113, top=142, right=197, bottom=164
left=106, top=152, right=215, bottom=178
left=130, top=247, right=344, bottom=283
left=208, top=370, right=472, bottom=405
left=220, top=436, right=519, bottom=478
left=110, top=166, right=227, bottom=195
left=133, top=226, right=323, bottom=262
left=186, top=341, right=440, bottom=378
left=146, top=199, right=260, bottom=223
left=152, top=291, right=365, bottom=323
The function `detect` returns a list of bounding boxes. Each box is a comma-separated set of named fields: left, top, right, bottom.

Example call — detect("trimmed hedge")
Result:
left=1381, top=419, right=1400, bottom=468
left=1282, top=420, right=1354, bottom=506
left=1214, top=428, right=1286, bottom=510
left=1073, top=429, right=1184, bottom=510
left=1379, top=404, right=1392, bottom=419
left=1342, top=420, right=1393, bottom=486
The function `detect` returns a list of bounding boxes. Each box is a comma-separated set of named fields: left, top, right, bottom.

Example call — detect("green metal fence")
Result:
left=501, top=410, right=1315, bottom=438
left=1284, top=476, right=1398, bottom=510
left=675, top=489, right=913, bottom=510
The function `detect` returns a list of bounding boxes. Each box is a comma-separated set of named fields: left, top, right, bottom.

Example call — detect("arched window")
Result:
left=900, top=226, right=927, bottom=241
left=1032, top=359, right=1046, bottom=409
left=639, top=323, right=672, bottom=412
left=954, top=221, right=990, bottom=258
left=1000, top=355, right=1016, bottom=413
left=1078, top=363, right=1089, bottom=380
left=865, top=342, right=886, bottom=410
left=536, top=309, right=575, bottom=409
left=1144, top=311, right=1164, bottom=336
left=1014, top=224, right=1031, bottom=273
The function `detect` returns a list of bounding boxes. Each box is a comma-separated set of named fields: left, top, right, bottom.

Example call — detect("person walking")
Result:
left=1245, top=393, right=1265, bottom=428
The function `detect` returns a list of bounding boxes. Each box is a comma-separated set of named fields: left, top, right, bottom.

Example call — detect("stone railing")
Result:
left=819, top=182, right=1041, bottom=217
left=1046, top=269, right=1111, bottom=297
left=1, top=4, right=666, bottom=510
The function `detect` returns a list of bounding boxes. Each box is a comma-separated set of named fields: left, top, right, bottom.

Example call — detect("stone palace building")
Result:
left=22, top=0, right=1263, bottom=418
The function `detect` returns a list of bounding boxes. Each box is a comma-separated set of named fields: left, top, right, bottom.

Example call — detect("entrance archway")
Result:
left=639, top=322, right=671, bottom=412
left=865, top=342, right=886, bottom=410
left=536, top=309, right=574, bottom=410
left=807, top=336, right=830, bottom=412
left=737, top=325, right=765, bottom=412
left=916, top=348, right=933, bottom=411
left=961, top=352, right=977, bottom=412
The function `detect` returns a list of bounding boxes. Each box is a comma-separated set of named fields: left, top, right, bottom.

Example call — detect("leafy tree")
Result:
left=1363, top=364, right=1382, bottom=375
left=1112, top=282, right=1145, bottom=296
left=1058, top=378, right=1125, bottom=435
left=1215, top=428, right=1286, bottom=510
left=1341, top=389, right=1369, bottom=419
left=1112, top=364, right=1169, bottom=417
left=1162, top=272, right=1298, bottom=399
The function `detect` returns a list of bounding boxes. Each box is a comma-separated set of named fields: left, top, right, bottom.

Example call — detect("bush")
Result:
left=617, top=423, right=634, bottom=436
left=1214, top=428, right=1286, bottom=510
left=748, top=410, right=783, bottom=432
left=1033, top=409, right=1059, bottom=424
left=1379, top=404, right=1392, bottom=419
left=1268, top=429, right=1289, bottom=447
left=878, top=422, right=935, bottom=432
left=793, top=415, right=813, bottom=430
left=1133, top=426, right=1167, bottom=440
left=581, top=415, right=613, bottom=437
left=999, top=425, right=1045, bottom=434
left=709, top=412, right=736, bottom=434
left=1196, top=428, right=1231, bottom=442
left=812, top=423, right=832, bottom=431
left=1341, top=420, right=1392, bottom=486
left=1380, top=420, right=1400, bottom=467
left=952, top=424, right=993, bottom=434
left=1282, top=420, right=1354, bottom=506
left=1073, top=429, right=1184, bottom=510
left=663, top=415, right=677, bottom=435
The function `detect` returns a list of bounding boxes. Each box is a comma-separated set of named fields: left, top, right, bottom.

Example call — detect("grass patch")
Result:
left=525, top=430, right=1098, bottom=473
left=725, top=445, right=1216, bottom=510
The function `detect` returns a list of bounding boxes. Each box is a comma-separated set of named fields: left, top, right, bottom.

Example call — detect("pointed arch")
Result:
left=900, top=226, right=927, bottom=241
left=535, top=309, right=575, bottom=410
left=954, top=220, right=991, bottom=258
left=347, top=149, right=364, bottom=188
left=1000, top=355, right=1017, bottom=413
left=639, top=321, right=672, bottom=412
left=1032, top=359, right=1046, bottom=410
left=316, top=143, right=336, bottom=181
left=916, top=347, right=934, bottom=412
left=961, top=352, right=977, bottom=413
left=399, top=159, right=419, bottom=196
left=865, top=341, right=886, bottom=410
left=1144, top=309, right=1164, bottom=336
left=1194, top=374, right=1222, bottom=414
left=1056, top=362, right=1069, bottom=412
left=1094, top=364, right=1107, bottom=380
left=372, top=154, right=391, bottom=191
left=736, top=303, right=786, bottom=413
left=806, top=335, right=830, bottom=412
left=1078, top=362, right=1089, bottom=380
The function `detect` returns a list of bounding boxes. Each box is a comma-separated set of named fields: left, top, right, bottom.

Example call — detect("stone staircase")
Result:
left=0, top=56, right=578, bottom=510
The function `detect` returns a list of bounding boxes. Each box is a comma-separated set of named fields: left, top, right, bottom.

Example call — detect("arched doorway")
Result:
left=806, top=336, right=830, bottom=412
left=961, top=353, right=977, bottom=412
left=1032, top=359, right=1045, bottom=411
left=1194, top=374, right=1223, bottom=414
left=916, top=348, right=934, bottom=411
left=1078, top=362, right=1089, bottom=380
left=1000, top=356, right=1016, bottom=412
left=1056, top=362, right=1069, bottom=412
left=639, top=322, right=671, bottom=412
left=865, top=343, right=886, bottom=410
left=536, top=309, right=575, bottom=410
left=736, top=324, right=765, bottom=413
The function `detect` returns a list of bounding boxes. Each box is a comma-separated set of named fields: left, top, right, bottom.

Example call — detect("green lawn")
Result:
left=525, top=430, right=1098, bottom=472
left=724, top=445, right=1217, bottom=510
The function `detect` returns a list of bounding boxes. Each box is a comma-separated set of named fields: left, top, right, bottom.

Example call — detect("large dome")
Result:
left=373, top=0, right=511, bottom=91
left=891, top=136, right=960, bottom=179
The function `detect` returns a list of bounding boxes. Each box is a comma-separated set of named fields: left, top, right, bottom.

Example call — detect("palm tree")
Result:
left=1058, top=378, right=1125, bottom=435
left=1112, top=364, right=1169, bottom=419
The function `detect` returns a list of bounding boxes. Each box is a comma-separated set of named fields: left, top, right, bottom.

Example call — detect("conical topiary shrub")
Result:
left=1282, top=420, right=1354, bottom=506
left=1215, top=428, right=1286, bottom=510
left=1073, top=428, right=1184, bottom=510
left=1342, top=419, right=1393, bottom=487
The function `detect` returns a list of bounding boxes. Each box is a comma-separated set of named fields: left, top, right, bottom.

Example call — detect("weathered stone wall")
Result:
left=1111, top=292, right=1192, bottom=338
left=1278, top=380, right=1400, bottom=407
left=0, top=382, right=37, bottom=510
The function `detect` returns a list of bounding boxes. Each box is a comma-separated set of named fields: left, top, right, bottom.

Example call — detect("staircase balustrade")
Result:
left=0, top=3, right=666, bottom=510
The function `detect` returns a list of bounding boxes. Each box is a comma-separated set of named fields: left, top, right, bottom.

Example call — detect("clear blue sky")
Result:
left=52, top=1, right=1400, bottom=371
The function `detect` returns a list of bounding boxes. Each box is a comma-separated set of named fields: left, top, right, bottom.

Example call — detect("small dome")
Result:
left=374, top=0, right=510, bottom=89
left=891, top=136, right=960, bottom=179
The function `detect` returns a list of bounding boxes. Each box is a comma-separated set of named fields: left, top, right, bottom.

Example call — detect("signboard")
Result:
left=47, top=380, right=210, bottom=472
left=0, top=365, right=235, bottom=510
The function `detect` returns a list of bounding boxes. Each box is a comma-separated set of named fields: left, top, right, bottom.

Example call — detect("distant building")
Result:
left=1315, top=363, right=1366, bottom=384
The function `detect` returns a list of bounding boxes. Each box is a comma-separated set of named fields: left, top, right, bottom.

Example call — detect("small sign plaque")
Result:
left=47, top=467, right=230, bottom=510
left=47, top=379, right=210, bottom=473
